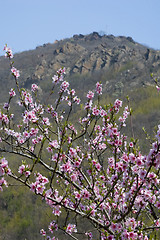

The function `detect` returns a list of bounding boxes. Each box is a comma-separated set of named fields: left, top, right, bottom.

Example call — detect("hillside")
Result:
left=1, top=32, right=160, bottom=239
left=0, top=32, right=160, bottom=140
left=1, top=32, right=160, bottom=98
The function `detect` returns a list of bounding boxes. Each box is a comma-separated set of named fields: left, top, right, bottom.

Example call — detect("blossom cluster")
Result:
left=30, top=173, right=49, bottom=194
left=9, top=88, right=16, bottom=97
left=11, top=67, right=20, bottom=79
left=0, top=158, right=10, bottom=191
left=4, top=44, right=13, bottom=59
left=52, top=67, right=66, bottom=84
left=18, top=164, right=31, bottom=177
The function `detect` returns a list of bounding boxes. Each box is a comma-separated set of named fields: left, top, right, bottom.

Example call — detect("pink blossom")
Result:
left=71, top=173, right=78, bottom=182
left=18, top=164, right=25, bottom=174
left=129, top=153, right=136, bottom=163
left=70, top=89, right=75, bottom=95
left=73, top=96, right=81, bottom=104
left=47, top=146, right=52, bottom=152
left=74, top=191, right=81, bottom=200
left=60, top=81, right=69, bottom=92
left=87, top=91, right=94, bottom=99
left=107, top=235, right=115, bottom=240
left=36, top=184, right=45, bottom=194
left=85, top=232, right=93, bottom=239
left=4, top=45, right=13, bottom=58
left=25, top=171, right=31, bottom=177
left=69, top=147, right=77, bottom=158
left=100, top=109, right=107, bottom=117
left=43, top=117, right=50, bottom=126
left=92, top=106, right=100, bottom=116
left=139, top=169, right=147, bottom=179
left=30, top=182, right=37, bottom=192
left=52, top=68, right=66, bottom=84
left=95, top=162, right=101, bottom=171
left=0, top=158, right=10, bottom=176
left=40, top=229, right=46, bottom=236
left=23, top=110, right=39, bottom=123
left=0, top=158, right=8, bottom=168
left=156, top=85, right=160, bottom=91
left=52, top=205, right=61, bottom=216
left=154, top=219, right=160, bottom=227
left=52, top=75, right=59, bottom=83
left=49, top=221, right=58, bottom=233
left=61, top=161, right=73, bottom=173
left=136, top=157, right=142, bottom=166
left=110, top=223, right=117, bottom=232
left=113, top=99, right=122, bottom=113
left=66, top=223, right=77, bottom=234
left=129, top=142, right=133, bottom=147
left=48, top=140, right=59, bottom=149
left=11, top=67, right=20, bottom=79
left=74, top=161, right=81, bottom=168
left=1, top=113, right=9, bottom=124
left=18, top=164, right=30, bottom=177
left=155, top=201, right=160, bottom=209
left=31, top=83, right=39, bottom=92
left=32, top=138, right=38, bottom=145
left=30, top=128, right=39, bottom=136
left=81, top=189, right=91, bottom=200
left=9, top=88, right=16, bottom=97
left=96, top=82, right=102, bottom=95
left=85, top=99, right=93, bottom=109
left=0, top=177, right=8, bottom=191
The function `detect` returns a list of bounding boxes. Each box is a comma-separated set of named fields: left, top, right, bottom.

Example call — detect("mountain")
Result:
left=1, top=32, right=160, bottom=141
left=0, top=32, right=160, bottom=143
left=1, top=32, right=160, bottom=239
left=1, top=32, right=160, bottom=99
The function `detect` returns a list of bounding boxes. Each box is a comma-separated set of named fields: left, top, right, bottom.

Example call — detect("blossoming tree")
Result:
left=1, top=46, right=160, bottom=240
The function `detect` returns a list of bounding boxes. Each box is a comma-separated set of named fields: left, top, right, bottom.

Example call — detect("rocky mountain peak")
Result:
left=0, top=32, right=160, bottom=99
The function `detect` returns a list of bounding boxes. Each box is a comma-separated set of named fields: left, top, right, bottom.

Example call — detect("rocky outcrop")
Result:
left=29, top=33, right=160, bottom=79
left=1, top=32, right=160, bottom=96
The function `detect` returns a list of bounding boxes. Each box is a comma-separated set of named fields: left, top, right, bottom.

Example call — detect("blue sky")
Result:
left=0, top=0, right=160, bottom=55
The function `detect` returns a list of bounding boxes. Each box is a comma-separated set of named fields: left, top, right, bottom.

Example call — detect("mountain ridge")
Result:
left=0, top=32, right=160, bottom=101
